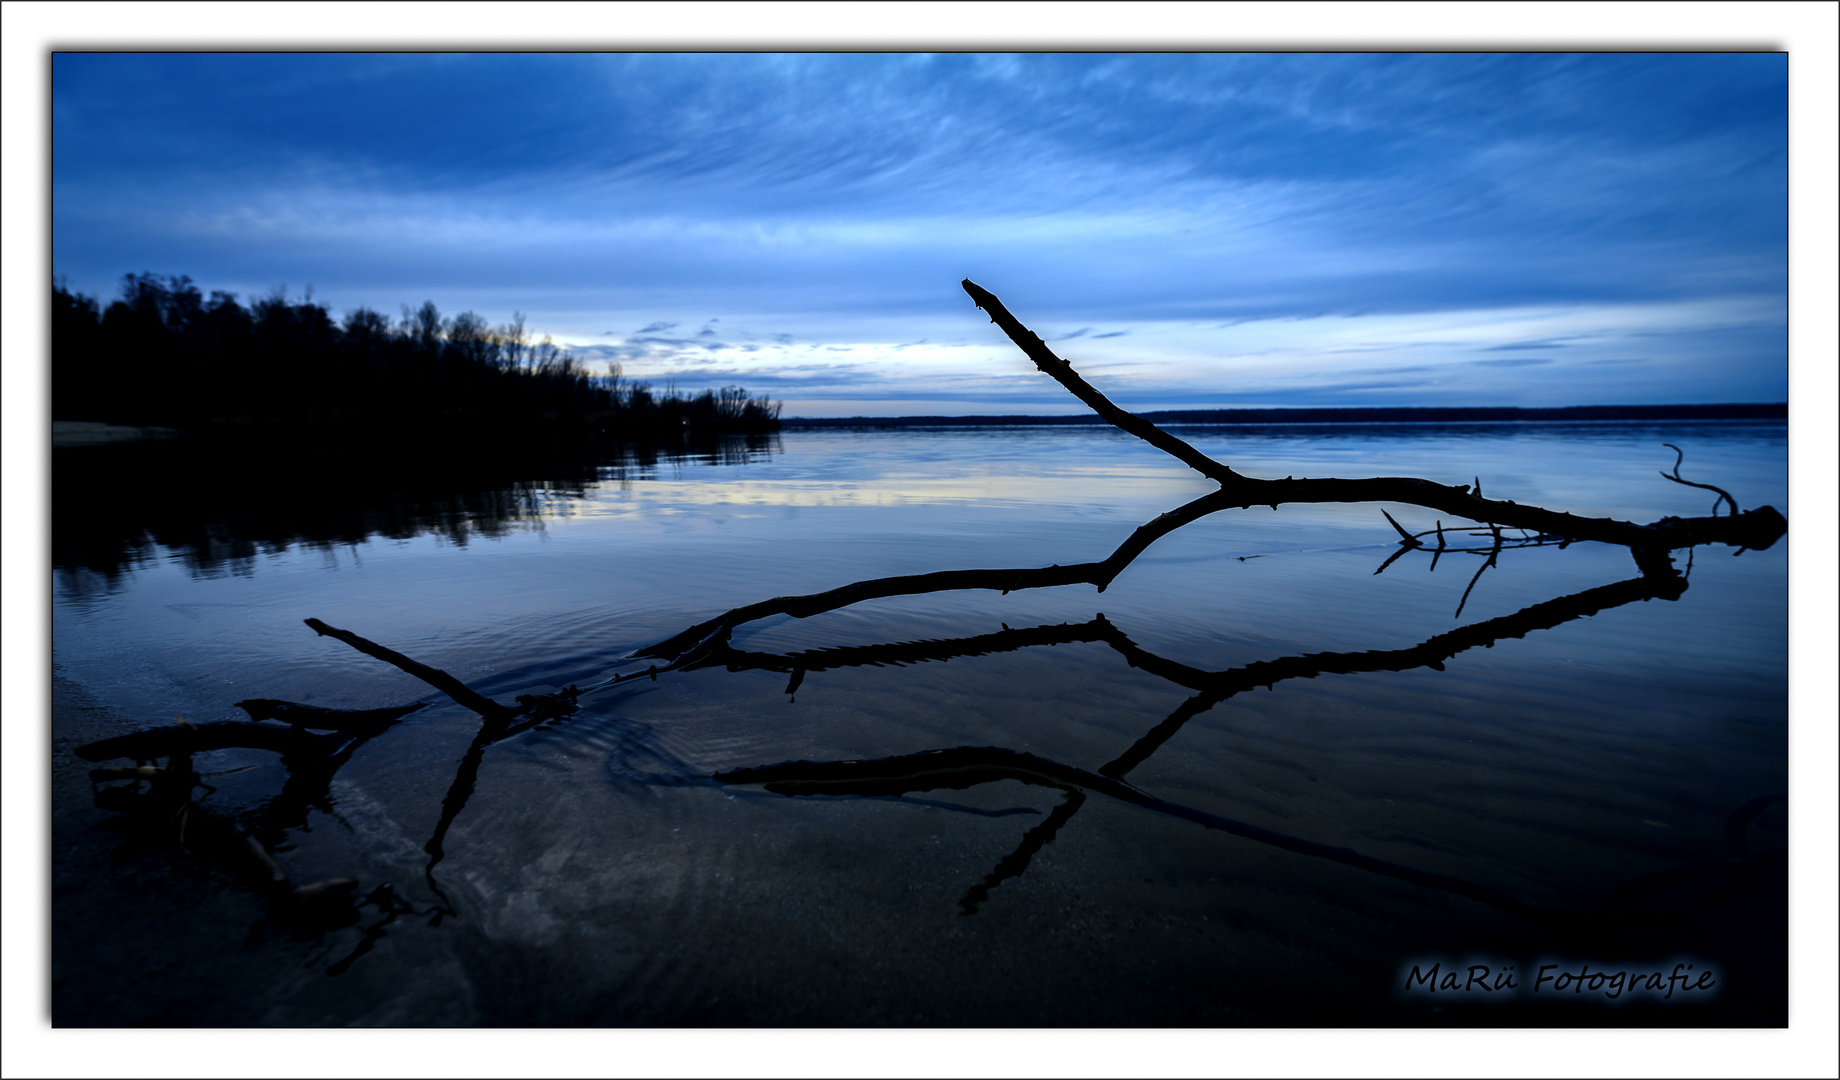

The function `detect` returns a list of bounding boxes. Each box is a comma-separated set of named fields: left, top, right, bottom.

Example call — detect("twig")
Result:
left=1659, top=443, right=1741, bottom=517
left=1380, top=508, right=1422, bottom=546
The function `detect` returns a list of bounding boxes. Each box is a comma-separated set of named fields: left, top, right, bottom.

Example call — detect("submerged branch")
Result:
left=78, top=721, right=346, bottom=764
left=705, top=559, right=1680, bottom=716
left=1098, top=569, right=1686, bottom=778
left=305, top=618, right=516, bottom=721
left=695, top=565, right=1688, bottom=785
left=631, top=487, right=1241, bottom=665
left=704, top=618, right=1117, bottom=686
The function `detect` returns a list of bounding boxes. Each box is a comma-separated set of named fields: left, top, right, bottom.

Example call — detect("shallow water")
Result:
left=51, top=421, right=1788, bottom=1026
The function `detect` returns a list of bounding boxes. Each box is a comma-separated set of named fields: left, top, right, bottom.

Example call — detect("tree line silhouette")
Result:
left=52, top=273, right=781, bottom=442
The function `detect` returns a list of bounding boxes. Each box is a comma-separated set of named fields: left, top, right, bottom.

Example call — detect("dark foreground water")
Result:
left=50, top=421, right=1788, bottom=1027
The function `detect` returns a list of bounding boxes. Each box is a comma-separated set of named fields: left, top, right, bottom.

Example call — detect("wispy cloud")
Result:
left=51, top=53, right=1786, bottom=410
left=1484, top=338, right=1575, bottom=351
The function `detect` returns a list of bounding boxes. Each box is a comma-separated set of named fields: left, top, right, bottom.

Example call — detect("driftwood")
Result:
left=77, top=720, right=346, bottom=764
left=271, top=560, right=1750, bottom=930
left=624, top=282, right=1783, bottom=669
left=698, top=569, right=1688, bottom=781
left=305, top=618, right=517, bottom=721
left=960, top=279, right=1786, bottom=554
left=80, top=724, right=367, bottom=927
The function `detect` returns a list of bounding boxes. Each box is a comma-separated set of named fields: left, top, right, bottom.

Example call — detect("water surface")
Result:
left=51, top=421, right=1788, bottom=1026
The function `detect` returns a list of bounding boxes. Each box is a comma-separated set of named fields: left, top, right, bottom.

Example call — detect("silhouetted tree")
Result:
left=51, top=274, right=778, bottom=441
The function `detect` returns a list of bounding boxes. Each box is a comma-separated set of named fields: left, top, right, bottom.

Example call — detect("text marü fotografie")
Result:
left=1401, top=959, right=1718, bottom=1003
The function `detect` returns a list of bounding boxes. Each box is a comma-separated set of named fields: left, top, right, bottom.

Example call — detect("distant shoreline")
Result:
left=784, top=403, right=1788, bottom=428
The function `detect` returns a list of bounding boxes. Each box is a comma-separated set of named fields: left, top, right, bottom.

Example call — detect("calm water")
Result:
left=51, top=421, right=1788, bottom=1026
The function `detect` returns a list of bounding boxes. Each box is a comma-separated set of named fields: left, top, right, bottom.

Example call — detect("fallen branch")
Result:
left=691, top=567, right=1684, bottom=781
left=1097, top=569, right=1685, bottom=778
left=692, top=563, right=1701, bottom=916
left=77, top=720, right=344, bottom=764
left=961, top=279, right=1786, bottom=555
left=304, top=618, right=517, bottom=721
left=961, top=279, right=1241, bottom=485
left=632, top=486, right=1271, bottom=665
left=623, top=287, right=1782, bottom=667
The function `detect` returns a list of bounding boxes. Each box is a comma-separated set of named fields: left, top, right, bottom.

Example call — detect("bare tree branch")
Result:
left=962, top=279, right=1241, bottom=484
left=625, top=286, right=1783, bottom=667
left=304, top=618, right=517, bottom=721
left=961, top=279, right=1786, bottom=555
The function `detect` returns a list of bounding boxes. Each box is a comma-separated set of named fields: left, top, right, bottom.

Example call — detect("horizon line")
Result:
left=781, top=403, right=1789, bottom=425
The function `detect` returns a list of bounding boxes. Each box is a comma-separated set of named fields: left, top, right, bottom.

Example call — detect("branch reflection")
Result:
left=76, top=556, right=1783, bottom=974
left=710, top=563, right=1781, bottom=925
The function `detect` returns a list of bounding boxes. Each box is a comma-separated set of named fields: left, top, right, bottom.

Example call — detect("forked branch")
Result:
left=961, top=279, right=1785, bottom=555
left=621, top=285, right=1785, bottom=666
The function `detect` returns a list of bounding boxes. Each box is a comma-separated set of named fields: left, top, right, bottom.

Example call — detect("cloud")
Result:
left=49, top=53, right=1787, bottom=411
left=637, top=363, right=893, bottom=390
left=1484, top=338, right=1573, bottom=351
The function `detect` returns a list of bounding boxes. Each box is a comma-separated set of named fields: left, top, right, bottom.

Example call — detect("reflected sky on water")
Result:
left=52, top=421, right=1788, bottom=1026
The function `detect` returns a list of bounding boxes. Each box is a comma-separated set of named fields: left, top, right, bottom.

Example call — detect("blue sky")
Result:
left=51, top=52, right=1788, bottom=415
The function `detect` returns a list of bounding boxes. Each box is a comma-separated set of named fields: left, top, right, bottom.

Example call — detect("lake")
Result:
left=50, top=420, right=1788, bottom=1026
